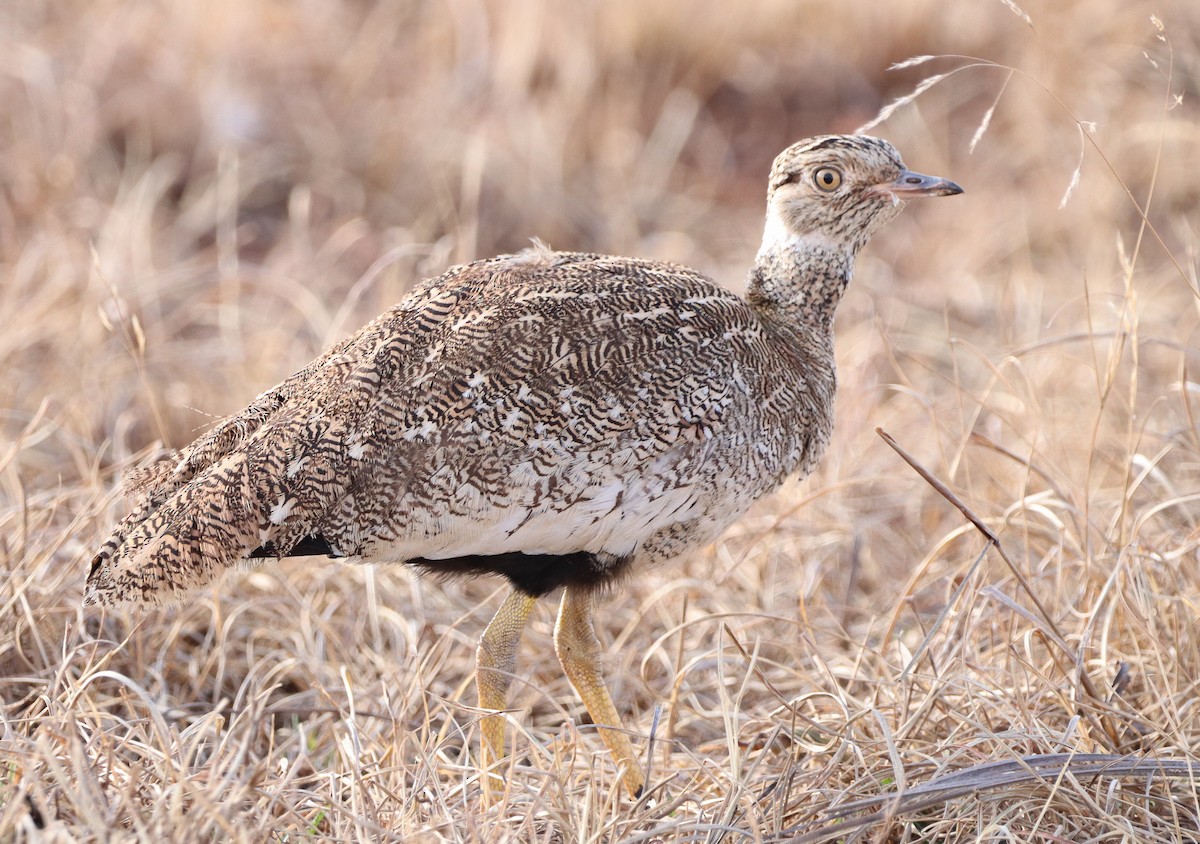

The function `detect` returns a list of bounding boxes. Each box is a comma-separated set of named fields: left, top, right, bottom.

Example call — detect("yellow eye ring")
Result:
left=813, top=167, right=842, bottom=192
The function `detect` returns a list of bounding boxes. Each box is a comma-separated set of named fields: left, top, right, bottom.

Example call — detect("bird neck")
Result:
left=746, top=216, right=856, bottom=332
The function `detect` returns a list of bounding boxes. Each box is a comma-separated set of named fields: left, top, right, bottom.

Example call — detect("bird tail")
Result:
left=85, top=450, right=272, bottom=608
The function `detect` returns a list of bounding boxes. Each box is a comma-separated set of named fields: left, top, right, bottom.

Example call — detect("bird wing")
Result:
left=86, top=249, right=769, bottom=607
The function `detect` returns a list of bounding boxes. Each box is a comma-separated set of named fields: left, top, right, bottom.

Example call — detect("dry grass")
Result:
left=3, top=0, right=1200, bottom=840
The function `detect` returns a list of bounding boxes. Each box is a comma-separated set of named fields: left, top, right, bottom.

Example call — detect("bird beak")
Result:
left=879, top=169, right=964, bottom=198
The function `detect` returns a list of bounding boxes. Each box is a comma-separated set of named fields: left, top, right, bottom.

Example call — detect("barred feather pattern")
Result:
left=87, top=134, right=950, bottom=608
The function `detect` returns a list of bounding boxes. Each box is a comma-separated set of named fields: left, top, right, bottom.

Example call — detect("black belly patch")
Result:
left=248, top=536, right=631, bottom=597
left=250, top=536, right=339, bottom=559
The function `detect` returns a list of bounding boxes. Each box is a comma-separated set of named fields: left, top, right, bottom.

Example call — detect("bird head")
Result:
left=762, top=134, right=963, bottom=257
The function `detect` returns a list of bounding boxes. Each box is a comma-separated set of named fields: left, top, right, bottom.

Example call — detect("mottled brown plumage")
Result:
left=86, top=134, right=961, bottom=799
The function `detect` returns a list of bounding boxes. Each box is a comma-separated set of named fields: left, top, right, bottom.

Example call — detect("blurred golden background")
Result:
left=3, top=0, right=1199, bottom=840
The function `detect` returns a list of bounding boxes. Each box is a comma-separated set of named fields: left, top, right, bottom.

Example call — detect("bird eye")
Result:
left=812, top=167, right=842, bottom=192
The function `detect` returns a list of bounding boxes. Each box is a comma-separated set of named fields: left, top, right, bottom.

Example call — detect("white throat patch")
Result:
left=757, top=207, right=843, bottom=261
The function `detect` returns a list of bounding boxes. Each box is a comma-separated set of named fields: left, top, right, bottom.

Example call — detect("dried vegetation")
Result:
left=2, top=0, right=1199, bottom=840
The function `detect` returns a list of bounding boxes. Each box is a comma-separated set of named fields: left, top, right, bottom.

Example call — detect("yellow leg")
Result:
left=554, top=586, right=646, bottom=798
left=476, top=589, right=537, bottom=803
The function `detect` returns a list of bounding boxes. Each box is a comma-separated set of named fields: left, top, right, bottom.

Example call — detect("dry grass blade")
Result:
left=779, top=754, right=1199, bottom=843
left=968, top=69, right=1013, bottom=153
left=998, top=0, right=1035, bottom=27
left=877, top=427, right=1118, bottom=745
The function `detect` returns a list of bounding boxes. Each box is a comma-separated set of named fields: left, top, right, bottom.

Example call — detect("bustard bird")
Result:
left=86, top=134, right=961, bottom=800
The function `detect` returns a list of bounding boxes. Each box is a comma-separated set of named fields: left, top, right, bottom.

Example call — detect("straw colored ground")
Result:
left=3, top=0, right=1199, bottom=841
